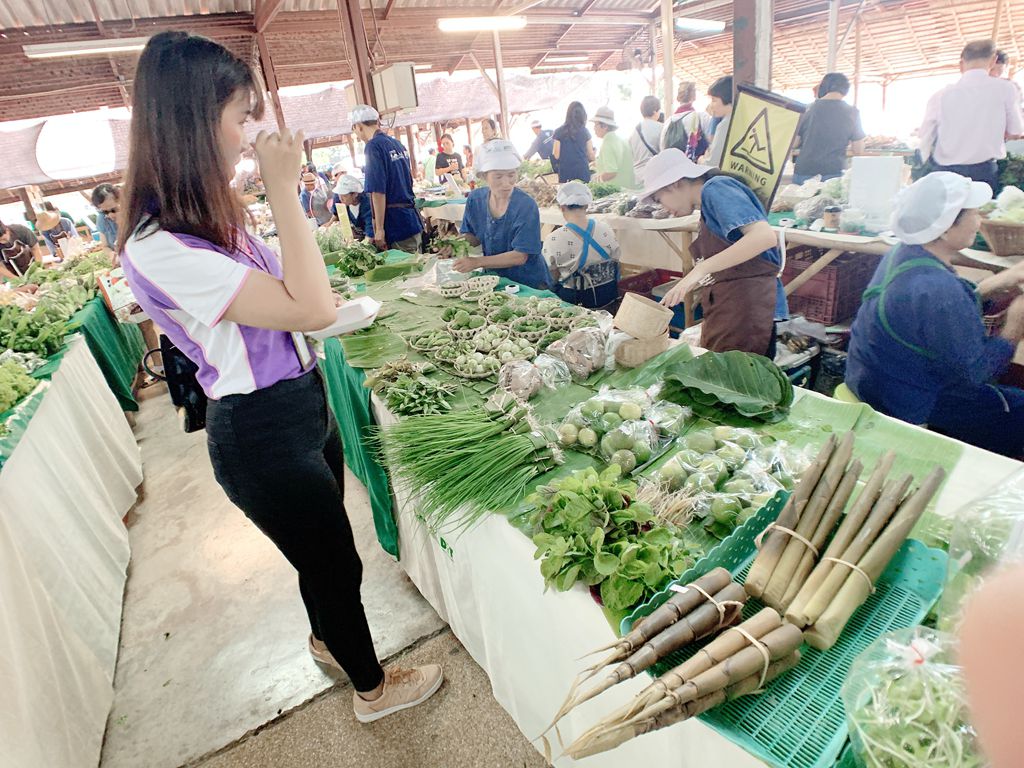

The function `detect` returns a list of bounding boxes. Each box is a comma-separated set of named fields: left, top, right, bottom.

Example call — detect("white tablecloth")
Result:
left=0, top=336, right=142, bottom=768
left=375, top=391, right=1020, bottom=767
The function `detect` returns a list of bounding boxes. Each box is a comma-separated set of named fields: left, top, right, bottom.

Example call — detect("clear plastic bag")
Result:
left=533, top=354, right=571, bottom=391
left=498, top=355, right=571, bottom=400
left=644, top=401, right=691, bottom=437
left=937, top=469, right=1024, bottom=633
left=842, top=627, right=986, bottom=768
left=794, top=195, right=837, bottom=223
left=547, top=327, right=607, bottom=380
left=556, top=388, right=652, bottom=454
left=598, top=419, right=659, bottom=473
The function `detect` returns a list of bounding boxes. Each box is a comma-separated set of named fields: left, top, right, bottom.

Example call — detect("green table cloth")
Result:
left=65, top=297, right=146, bottom=412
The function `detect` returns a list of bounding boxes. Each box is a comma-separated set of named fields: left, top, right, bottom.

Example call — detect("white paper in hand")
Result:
left=308, top=295, right=382, bottom=340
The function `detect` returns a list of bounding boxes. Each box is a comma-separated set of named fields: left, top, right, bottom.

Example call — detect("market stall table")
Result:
left=0, top=335, right=142, bottom=768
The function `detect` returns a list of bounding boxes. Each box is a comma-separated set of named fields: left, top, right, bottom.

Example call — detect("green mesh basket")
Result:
left=620, top=493, right=947, bottom=768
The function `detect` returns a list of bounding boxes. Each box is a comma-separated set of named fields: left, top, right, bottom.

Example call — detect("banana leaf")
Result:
left=339, top=325, right=408, bottom=368
left=662, top=350, right=793, bottom=423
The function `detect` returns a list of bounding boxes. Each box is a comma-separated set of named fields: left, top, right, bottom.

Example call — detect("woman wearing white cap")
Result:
left=642, top=148, right=785, bottom=356
left=453, top=139, right=550, bottom=289
left=847, top=172, right=1024, bottom=456
left=332, top=174, right=373, bottom=240
left=543, top=181, right=621, bottom=308
left=592, top=107, right=635, bottom=188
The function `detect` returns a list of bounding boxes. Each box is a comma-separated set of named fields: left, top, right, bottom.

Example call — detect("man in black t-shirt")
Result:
left=792, top=72, right=866, bottom=184
left=0, top=220, right=40, bottom=279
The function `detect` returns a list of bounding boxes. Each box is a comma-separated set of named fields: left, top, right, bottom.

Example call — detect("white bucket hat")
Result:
left=556, top=180, right=592, bottom=207
left=475, top=139, right=522, bottom=176
left=333, top=174, right=364, bottom=196
left=891, top=172, right=992, bottom=245
left=639, top=148, right=713, bottom=204
left=591, top=106, right=618, bottom=130
left=350, top=104, right=379, bottom=123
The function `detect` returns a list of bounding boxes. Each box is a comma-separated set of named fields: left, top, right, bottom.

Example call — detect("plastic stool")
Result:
left=833, top=382, right=861, bottom=404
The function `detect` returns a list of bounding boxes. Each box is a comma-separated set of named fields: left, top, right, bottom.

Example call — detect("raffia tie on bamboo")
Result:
left=822, top=556, right=877, bottom=594
left=669, top=583, right=744, bottom=629
left=727, top=626, right=772, bottom=691
left=754, top=522, right=819, bottom=558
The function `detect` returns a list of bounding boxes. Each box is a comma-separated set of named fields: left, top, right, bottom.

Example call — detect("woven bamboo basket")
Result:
left=980, top=219, right=1024, bottom=257
left=615, top=332, right=670, bottom=368
left=614, top=292, right=674, bottom=340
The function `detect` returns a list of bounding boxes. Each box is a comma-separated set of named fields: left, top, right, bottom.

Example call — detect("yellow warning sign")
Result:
left=721, top=85, right=805, bottom=209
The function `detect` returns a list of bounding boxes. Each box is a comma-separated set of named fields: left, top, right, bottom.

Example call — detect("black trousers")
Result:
left=933, top=160, right=999, bottom=191
left=206, top=369, right=385, bottom=692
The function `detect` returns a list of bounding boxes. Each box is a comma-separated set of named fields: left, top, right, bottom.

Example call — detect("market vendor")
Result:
left=119, top=32, right=442, bottom=720
left=332, top=174, right=373, bottom=240
left=645, top=148, right=785, bottom=357
left=543, top=181, right=620, bottom=308
left=36, top=209, right=78, bottom=259
left=846, top=172, right=1024, bottom=457
left=0, top=219, right=41, bottom=279
left=454, top=139, right=550, bottom=289
left=351, top=104, right=423, bottom=253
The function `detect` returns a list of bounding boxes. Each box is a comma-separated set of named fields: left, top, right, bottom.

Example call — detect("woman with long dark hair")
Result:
left=118, top=31, right=442, bottom=722
left=552, top=101, right=595, bottom=183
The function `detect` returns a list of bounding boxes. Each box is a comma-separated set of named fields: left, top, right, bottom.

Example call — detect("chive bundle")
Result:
left=377, top=392, right=562, bottom=533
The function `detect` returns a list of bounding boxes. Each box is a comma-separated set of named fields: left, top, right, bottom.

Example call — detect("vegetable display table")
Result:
left=65, top=297, right=147, bottom=412
left=0, top=336, right=142, bottom=768
left=368, top=389, right=1017, bottom=767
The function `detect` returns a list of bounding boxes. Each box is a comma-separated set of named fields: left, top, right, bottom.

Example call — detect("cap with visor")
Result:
left=350, top=104, right=380, bottom=123
left=890, top=172, right=992, bottom=245
left=333, top=174, right=364, bottom=196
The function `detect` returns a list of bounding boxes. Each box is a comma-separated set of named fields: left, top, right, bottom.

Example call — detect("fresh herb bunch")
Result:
left=528, top=466, right=695, bottom=611
left=0, top=305, right=67, bottom=357
left=431, top=236, right=471, bottom=258
left=0, top=360, right=37, bottom=413
left=381, top=374, right=457, bottom=416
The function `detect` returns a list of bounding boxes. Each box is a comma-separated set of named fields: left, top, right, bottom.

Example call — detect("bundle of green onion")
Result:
left=377, top=392, right=562, bottom=533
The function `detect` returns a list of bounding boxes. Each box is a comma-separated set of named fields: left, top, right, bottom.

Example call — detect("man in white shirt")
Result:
left=920, top=39, right=1024, bottom=190
left=629, top=95, right=664, bottom=180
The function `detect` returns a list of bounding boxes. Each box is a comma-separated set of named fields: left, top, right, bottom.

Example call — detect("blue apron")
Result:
left=554, top=220, right=620, bottom=309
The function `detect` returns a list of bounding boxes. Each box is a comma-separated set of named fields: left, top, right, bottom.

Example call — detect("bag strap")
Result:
left=565, top=220, right=611, bottom=275
left=863, top=256, right=946, bottom=360
left=635, top=123, right=658, bottom=156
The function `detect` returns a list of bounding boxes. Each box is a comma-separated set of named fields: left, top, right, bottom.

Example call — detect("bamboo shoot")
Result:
left=786, top=452, right=895, bottom=626
left=763, top=432, right=856, bottom=608
left=746, top=434, right=837, bottom=597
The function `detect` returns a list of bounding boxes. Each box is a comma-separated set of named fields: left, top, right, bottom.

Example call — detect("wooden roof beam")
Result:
left=255, top=0, right=286, bottom=33
left=383, top=0, right=398, bottom=20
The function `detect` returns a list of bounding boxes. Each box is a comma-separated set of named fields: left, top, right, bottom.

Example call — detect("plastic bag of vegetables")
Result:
left=598, top=420, right=659, bottom=474
left=937, top=468, right=1024, bottom=633
left=842, top=627, right=985, bottom=768
left=643, top=401, right=690, bottom=437
left=547, top=327, right=607, bottom=380
left=499, top=360, right=544, bottom=400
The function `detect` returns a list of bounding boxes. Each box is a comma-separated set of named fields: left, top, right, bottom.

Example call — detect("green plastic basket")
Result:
left=620, top=496, right=947, bottom=768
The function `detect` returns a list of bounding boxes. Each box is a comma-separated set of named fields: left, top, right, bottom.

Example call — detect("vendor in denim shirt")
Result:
left=641, top=148, right=785, bottom=356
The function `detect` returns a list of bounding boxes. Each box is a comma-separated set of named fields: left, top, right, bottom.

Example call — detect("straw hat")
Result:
left=36, top=210, right=61, bottom=231
left=301, top=172, right=317, bottom=190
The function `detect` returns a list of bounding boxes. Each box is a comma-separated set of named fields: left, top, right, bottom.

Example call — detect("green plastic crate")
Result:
left=620, top=496, right=947, bottom=768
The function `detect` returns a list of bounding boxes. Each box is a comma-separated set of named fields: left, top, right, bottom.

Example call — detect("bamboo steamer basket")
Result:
left=980, top=218, right=1024, bottom=257
left=614, top=292, right=674, bottom=340
left=615, top=332, right=670, bottom=368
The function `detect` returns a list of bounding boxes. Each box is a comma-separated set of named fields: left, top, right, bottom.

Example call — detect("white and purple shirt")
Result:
left=121, top=222, right=315, bottom=399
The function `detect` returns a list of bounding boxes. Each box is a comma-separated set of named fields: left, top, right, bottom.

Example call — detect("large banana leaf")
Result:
left=662, top=350, right=793, bottom=422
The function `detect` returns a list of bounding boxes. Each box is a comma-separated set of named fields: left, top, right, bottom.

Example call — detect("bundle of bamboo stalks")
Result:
left=562, top=607, right=802, bottom=759
left=745, top=432, right=945, bottom=650
left=542, top=567, right=746, bottom=741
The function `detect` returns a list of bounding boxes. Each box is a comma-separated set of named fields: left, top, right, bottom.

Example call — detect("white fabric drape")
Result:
left=0, top=337, right=141, bottom=768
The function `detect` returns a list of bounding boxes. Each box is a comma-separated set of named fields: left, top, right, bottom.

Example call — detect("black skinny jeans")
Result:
left=206, top=369, right=385, bottom=692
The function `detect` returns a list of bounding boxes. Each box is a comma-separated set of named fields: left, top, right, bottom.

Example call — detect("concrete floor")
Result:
left=102, top=385, right=508, bottom=768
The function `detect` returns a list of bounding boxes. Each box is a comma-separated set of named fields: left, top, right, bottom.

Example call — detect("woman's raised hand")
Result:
left=254, top=128, right=306, bottom=193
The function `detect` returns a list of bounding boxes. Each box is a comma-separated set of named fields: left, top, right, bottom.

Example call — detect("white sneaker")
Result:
left=308, top=635, right=342, bottom=672
left=352, top=664, right=444, bottom=723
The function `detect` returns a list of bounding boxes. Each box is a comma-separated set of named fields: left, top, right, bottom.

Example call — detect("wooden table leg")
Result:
left=657, top=231, right=694, bottom=273
left=784, top=247, right=843, bottom=296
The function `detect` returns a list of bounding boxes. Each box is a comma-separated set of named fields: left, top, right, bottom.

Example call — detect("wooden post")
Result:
left=345, top=135, right=357, bottom=167
left=465, top=117, right=473, bottom=148
left=337, top=0, right=375, bottom=107
left=993, top=0, right=1006, bottom=41
left=826, top=0, right=840, bottom=71
left=492, top=31, right=511, bottom=139
left=433, top=122, right=443, bottom=148
left=853, top=17, right=862, bottom=106
left=16, top=188, right=36, bottom=225
left=405, top=125, right=418, bottom=179
left=303, top=139, right=313, bottom=163
left=661, top=0, right=673, bottom=122
left=256, top=33, right=286, bottom=130
left=734, top=0, right=773, bottom=88
left=648, top=22, right=658, bottom=96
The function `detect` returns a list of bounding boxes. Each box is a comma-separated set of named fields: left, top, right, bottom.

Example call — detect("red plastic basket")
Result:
left=617, top=268, right=684, bottom=298
left=782, top=251, right=880, bottom=324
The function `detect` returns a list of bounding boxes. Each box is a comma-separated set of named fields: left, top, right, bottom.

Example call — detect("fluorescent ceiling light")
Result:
left=674, top=17, right=726, bottom=35
left=534, top=63, right=590, bottom=71
left=437, top=16, right=527, bottom=33
left=23, top=36, right=149, bottom=59
left=414, top=64, right=433, bottom=70
left=544, top=55, right=589, bottom=63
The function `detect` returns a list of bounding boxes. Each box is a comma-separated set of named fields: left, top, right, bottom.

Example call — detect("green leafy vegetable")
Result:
left=588, top=181, right=622, bottom=200
left=661, top=350, right=793, bottom=423
left=0, top=360, right=37, bottom=413
left=528, top=466, right=695, bottom=611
